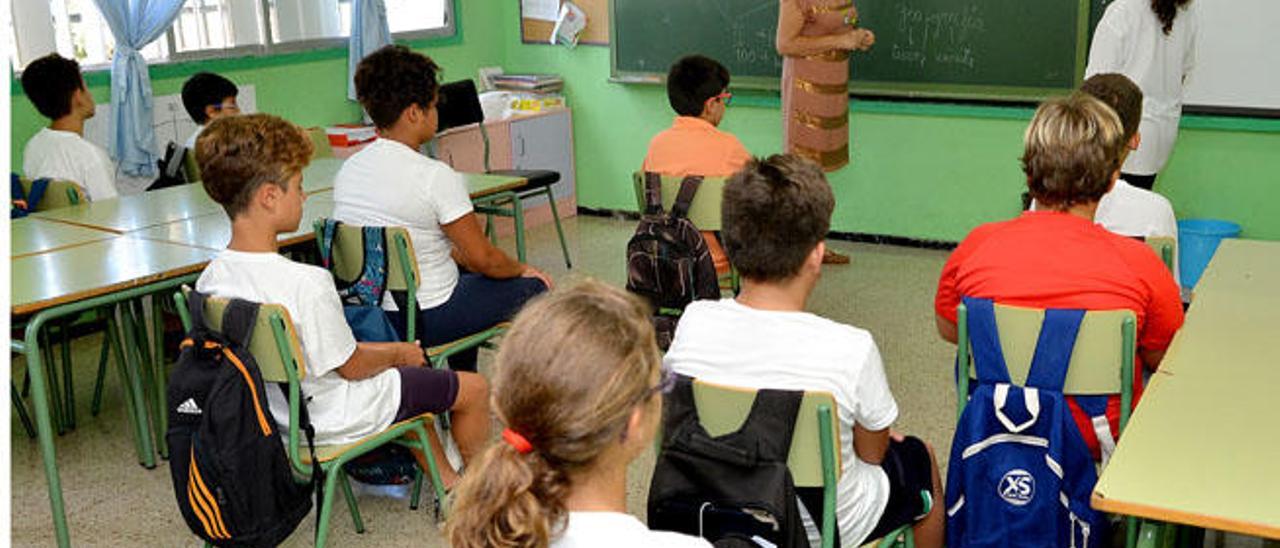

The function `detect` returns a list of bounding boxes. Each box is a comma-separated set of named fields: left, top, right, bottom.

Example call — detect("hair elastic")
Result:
left=502, top=428, right=534, bottom=454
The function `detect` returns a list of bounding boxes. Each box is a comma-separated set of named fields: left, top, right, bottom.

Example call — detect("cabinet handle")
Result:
left=518, top=136, right=526, bottom=157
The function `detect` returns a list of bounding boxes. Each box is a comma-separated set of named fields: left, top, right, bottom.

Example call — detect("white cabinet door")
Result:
left=509, top=110, right=575, bottom=206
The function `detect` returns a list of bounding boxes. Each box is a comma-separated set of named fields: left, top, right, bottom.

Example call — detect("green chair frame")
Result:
left=175, top=289, right=449, bottom=547
left=1146, top=236, right=1176, bottom=275
left=16, top=175, right=87, bottom=210
left=955, top=301, right=1139, bottom=547
left=632, top=172, right=740, bottom=293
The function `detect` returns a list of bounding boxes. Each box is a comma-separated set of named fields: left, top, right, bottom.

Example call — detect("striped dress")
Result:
left=780, top=0, right=855, bottom=172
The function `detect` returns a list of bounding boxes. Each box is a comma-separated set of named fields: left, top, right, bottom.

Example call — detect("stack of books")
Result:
left=491, top=74, right=564, bottom=94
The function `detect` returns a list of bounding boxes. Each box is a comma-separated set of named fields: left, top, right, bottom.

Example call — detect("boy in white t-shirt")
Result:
left=181, top=72, right=241, bottom=149
left=20, top=53, right=117, bottom=201
left=664, top=155, right=944, bottom=548
left=193, top=114, right=490, bottom=488
left=334, top=45, right=551, bottom=372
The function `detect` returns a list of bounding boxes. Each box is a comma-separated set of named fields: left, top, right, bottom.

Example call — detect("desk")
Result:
left=1093, top=239, right=1280, bottom=539
left=11, top=217, right=116, bottom=258
left=30, top=183, right=221, bottom=233
left=303, top=157, right=344, bottom=193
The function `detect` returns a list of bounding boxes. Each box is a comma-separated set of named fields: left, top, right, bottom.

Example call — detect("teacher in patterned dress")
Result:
left=777, top=0, right=874, bottom=264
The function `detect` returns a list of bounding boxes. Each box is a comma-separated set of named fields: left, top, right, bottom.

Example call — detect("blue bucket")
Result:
left=1177, top=219, right=1241, bottom=288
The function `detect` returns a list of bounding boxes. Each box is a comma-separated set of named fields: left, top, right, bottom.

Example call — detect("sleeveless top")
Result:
left=781, top=0, right=856, bottom=172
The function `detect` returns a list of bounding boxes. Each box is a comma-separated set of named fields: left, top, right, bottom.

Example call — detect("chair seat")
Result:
left=488, top=169, right=559, bottom=190
left=302, top=412, right=436, bottom=465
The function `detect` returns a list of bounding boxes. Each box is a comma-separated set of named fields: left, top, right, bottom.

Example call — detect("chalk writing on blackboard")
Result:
left=890, top=3, right=985, bottom=70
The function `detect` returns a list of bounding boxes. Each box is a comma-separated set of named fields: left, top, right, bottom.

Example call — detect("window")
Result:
left=10, top=0, right=454, bottom=69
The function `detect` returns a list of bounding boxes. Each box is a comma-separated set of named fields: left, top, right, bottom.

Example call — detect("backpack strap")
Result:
left=318, top=218, right=339, bottom=269
left=642, top=172, right=664, bottom=215
left=220, top=298, right=261, bottom=349
left=1023, top=308, right=1085, bottom=392
left=355, top=225, right=389, bottom=307
left=669, top=175, right=704, bottom=220
left=962, top=297, right=1013, bottom=384
left=737, top=387, right=804, bottom=461
left=187, top=290, right=210, bottom=331
left=26, top=178, right=50, bottom=212
left=664, top=375, right=702, bottom=438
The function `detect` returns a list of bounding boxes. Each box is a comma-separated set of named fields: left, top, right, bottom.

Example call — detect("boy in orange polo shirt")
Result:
left=642, top=55, right=751, bottom=274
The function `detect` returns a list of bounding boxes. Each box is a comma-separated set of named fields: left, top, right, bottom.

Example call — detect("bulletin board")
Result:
left=520, top=0, right=610, bottom=46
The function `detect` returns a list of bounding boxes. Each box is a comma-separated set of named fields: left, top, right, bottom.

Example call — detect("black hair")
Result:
left=1151, top=0, right=1192, bottom=35
left=354, top=45, right=442, bottom=129
left=21, top=53, right=85, bottom=120
left=181, top=72, right=240, bottom=124
left=666, top=55, right=731, bottom=117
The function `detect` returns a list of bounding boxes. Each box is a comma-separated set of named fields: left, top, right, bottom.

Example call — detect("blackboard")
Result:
left=610, top=0, right=1092, bottom=101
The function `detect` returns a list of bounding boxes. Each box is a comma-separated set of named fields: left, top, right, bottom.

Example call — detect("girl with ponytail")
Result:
left=446, top=280, right=710, bottom=548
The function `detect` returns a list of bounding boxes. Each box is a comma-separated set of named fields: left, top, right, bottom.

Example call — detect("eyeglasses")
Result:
left=212, top=102, right=240, bottom=114
left=705, top=92, right=733, bottom=107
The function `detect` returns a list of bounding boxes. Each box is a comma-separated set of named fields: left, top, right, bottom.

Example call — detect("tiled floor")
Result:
left=10, top=215, right=1272, bottom=547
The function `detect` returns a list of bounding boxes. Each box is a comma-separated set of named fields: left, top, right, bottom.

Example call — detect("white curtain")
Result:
left=348, top=0, right=393, bottom=101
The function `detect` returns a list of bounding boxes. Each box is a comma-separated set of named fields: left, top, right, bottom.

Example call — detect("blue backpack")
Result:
left=945, top=297, right=1106, bottom=548
left=11, top=174, right=50, bottom=218
left=316, top=219, right=401, bottom=342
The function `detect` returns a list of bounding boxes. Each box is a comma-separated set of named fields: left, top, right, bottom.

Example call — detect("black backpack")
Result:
left=167, top=292, right=320, bottom=547
left=626, top=173, right=720, bottom=349
left=648, top=375, right=811, bottom=547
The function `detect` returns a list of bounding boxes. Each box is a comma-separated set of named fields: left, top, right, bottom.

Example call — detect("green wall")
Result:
left=11, top=2, right=1279, bottom=241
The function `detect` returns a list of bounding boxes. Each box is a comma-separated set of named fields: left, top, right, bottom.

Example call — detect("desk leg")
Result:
left=512, top=194, right=526, bottom=263
left=121, top=301, right=161, bottom=459
left=107, top=312, right=155, bottom=468
left=24, top=317, right=71, bottom=548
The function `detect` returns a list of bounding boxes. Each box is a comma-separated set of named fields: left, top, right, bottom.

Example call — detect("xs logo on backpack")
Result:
left=998, top=469, right=1035, bottom=506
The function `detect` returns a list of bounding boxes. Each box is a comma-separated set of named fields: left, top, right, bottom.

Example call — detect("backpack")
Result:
left=317, top=219, right=403, bottom=342
left=148, top=142, right=190, bottom=191
left=167, top=291, right=321, bottom=547
left=944, top=297, right=1106, bottom=548
left=648, top=375, right=811, bottom=547
left=11, top=174, right=50, bottom=218
left=626, top=173, right=720, bottom=349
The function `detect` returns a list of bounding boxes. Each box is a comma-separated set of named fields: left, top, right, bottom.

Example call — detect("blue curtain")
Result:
left=348, top=0, right=393, bottom=101
left=93, top=0, right=185, bottom=177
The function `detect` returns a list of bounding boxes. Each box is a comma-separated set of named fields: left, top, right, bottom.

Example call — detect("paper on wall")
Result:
left=550, top=1, right=587, bottom=47
left=522, top=0, right=561, bottom=22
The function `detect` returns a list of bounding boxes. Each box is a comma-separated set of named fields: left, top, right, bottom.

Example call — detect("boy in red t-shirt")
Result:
left=934, top=93, right=1184, bottom=458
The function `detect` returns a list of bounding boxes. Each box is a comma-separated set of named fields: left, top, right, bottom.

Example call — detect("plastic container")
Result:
left=1177, top=219, right=1241, bottom=288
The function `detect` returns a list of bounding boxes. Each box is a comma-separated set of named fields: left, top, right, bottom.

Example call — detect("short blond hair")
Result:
left=1022, top=93, right=1127, bottom=209
left=196, top=113, right=313, bottom=219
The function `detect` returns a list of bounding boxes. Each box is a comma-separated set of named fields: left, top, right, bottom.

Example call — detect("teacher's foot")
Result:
left=823, top=249, right=850, bottom=265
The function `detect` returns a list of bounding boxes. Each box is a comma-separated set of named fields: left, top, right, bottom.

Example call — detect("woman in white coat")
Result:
left=1086, top=0, right=1198, bottom=190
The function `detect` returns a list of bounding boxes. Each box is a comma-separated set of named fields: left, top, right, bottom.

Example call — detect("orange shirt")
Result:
left=642, top=116, right=752, bottom=177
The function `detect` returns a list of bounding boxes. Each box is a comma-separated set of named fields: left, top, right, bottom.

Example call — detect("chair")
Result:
left=954, top=301, right=1138, bottom=547
left=174, top=289, right=450, bottom=548
left=632, top=171, right=740, bottom=292
left=312, top=219, right=508, bottom=370
left=436, top=79, right=572, bottom=268
left=306, top=127, right=336, bottom=159
left=1146, top=236, right=1176, bottom=274
left=16, top=175, right=86, bottom=210
left=182, top=151, right=201, bottom=184
left=692, top=380, right=915, bottom=548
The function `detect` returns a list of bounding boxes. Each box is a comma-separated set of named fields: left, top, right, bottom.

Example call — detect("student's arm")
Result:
left=1136, top=250, right=1186, bottom=371
left=852, top=342, right=898, bottom=465
left=936, top=315, right=958, bottom=344
left=853, top=424, right=891, bottom=464
left=442, top=212, right=552, bottom=287
left=775, top=0, right=874, bottom=57
left=335, top=342, right=426, bottom=381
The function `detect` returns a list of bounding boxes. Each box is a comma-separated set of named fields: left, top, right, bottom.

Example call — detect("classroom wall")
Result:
left=9, top=1, right=505, bottom=172
left=497, top=2, right=1280, bottom=242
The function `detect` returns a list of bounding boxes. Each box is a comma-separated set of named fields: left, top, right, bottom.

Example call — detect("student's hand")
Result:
left=400, top=341, right=427, bottom=367
left=522, top=265, right=554, bottom=289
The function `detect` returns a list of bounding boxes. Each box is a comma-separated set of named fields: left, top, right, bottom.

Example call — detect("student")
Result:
left=20, top=53, right=117, bottom=201
left=446, top=280, right=709, bottom=548
left=642, top=54, right=751, bottom=275
left=664, top=155, right=944, bottom=548
left=1082, top=73, right=1181, bottom=283
left=935, top=94, right=1184, bottom=459
left=1086, top=0, right=1198, bottom=190
left=333, top=45, right=551, bottom=372
left=194, top=113, right=489, bottom=488
left=181, top=72, right=241, bottom=149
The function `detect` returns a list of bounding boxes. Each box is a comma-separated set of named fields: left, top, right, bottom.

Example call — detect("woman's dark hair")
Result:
left=20, top=53, right=84, bottom=120
left=354, top=45, right=441, bottom=129
left=666, top=55, right=731, bottom=117
left=181, top=72, right=239, bottom=124
left=1151, top=0, right=1191, bottom=35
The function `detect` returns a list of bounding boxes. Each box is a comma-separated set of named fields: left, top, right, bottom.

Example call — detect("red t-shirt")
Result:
left=935, top=211, right=1184, bottom=456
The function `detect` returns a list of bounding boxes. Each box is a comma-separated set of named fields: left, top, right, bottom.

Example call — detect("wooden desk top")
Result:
left=11, top=217, right=116, bottom=258
left=1093, top=239, right=1280, bottom=539
left=11, top=237, right=218, bottom=316
left=30, top=184, right=222, bottom=233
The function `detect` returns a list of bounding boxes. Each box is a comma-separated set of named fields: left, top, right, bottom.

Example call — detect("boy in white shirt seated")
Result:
left=1082, top=73, right=1180, bottom=283
left=194, top=113, right=489, bottom=488
left=664, top=155, right=944, bottom=548
left=20, top=53, right=117, bottom=201
left=181, top=72, right=240, bottom=150
left=334, top=45, right=551, bottom=372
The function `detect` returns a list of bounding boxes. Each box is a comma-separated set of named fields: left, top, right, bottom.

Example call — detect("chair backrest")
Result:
left=177, top=287, right=308, bottom=384
left=632, top=171, right=729, bottom=231
left=314, top=219, right=420, bottom=294
left=1146, top=236, right=1176, bottom=274
left=305, top=127, right=335, bottom=159
left=691, top=379, right=840, bottom=489
left=959, top=302, right=1136, bottom=395
left=18, top=176, right=86, bottom=210
left=183, top=151, right=201, bottom=184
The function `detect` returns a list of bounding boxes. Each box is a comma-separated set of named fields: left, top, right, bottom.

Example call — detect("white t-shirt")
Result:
left=185, top=125, right=205, bottom=150
left=664, top=299, right=900, bottom=547
left=1086, top=0, right=1199, bottom=175
left=23, top=127, right=118, bottom=201
left=196, top=249, right=401, bottom=446
left=1095, top=179, right=1180, bottom=283
left=551, top=512, right=711, bottom=548
left=332, top=138, right=474, bottom=309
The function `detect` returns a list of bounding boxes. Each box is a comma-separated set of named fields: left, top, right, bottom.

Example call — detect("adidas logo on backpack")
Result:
left=176, top=398, right=202, bottom=415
